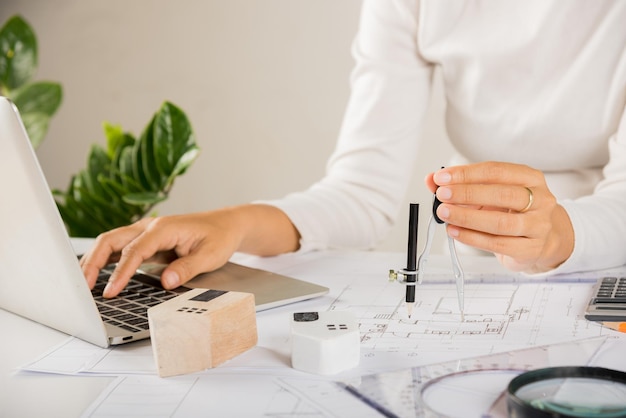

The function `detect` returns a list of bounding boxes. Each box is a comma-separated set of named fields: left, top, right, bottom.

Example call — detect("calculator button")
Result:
left=594, top=297, right=626, bottom=303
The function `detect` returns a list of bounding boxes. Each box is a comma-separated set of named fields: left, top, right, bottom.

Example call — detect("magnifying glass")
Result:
left=507, top=366, right=626, bottom=418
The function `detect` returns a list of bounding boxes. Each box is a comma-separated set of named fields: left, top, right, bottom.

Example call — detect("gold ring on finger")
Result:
left=519, top=187, right=534, bottom=213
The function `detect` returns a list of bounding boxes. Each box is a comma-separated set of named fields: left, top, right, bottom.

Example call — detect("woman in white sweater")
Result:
left=82, top=0, right=626, bottom=298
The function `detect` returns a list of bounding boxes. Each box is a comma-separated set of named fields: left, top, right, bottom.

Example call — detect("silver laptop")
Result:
left=0, top=96, right=328, bottom=347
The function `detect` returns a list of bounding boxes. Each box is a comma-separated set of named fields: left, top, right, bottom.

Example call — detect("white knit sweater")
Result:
left=266, top=0, right=626, bottom=274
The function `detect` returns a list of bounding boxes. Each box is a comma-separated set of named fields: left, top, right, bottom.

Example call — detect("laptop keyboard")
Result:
left=91, top=271, right=180, bottom=332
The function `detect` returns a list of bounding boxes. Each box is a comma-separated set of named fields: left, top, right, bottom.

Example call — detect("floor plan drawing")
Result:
left=329, top=280, right=609, bottom=365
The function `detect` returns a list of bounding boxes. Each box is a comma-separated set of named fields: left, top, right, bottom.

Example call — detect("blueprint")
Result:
left=334, top=280, right=608, bottom=370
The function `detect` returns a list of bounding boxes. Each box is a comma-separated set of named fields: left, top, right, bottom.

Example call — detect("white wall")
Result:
left=1, top=0, right=453, bottom=252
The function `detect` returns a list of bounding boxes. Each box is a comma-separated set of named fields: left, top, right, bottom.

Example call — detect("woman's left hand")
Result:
left=425, top=161, right=574, bottom=274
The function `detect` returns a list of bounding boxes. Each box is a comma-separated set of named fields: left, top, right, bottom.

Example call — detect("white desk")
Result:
left=2, top=249, right=625, bottom=417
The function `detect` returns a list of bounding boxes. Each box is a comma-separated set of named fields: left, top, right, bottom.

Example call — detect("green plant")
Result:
left=54, top=101, right=200, bottom=237
left=0, top=15, right=62, bottom=148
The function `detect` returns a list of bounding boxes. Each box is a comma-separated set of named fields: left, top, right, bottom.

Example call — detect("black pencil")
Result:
left=405, top=203, right=419, bottom=317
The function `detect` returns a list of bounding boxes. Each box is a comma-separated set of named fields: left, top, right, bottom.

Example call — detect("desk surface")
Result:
left=2, top=247, right=625, bottom=417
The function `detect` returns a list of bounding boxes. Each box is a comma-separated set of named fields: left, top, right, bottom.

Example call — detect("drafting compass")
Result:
left=390, top=193, right=466, bottom=320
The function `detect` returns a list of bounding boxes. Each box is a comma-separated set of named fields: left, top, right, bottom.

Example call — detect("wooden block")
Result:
left=148, top=288, right=257, bottom=377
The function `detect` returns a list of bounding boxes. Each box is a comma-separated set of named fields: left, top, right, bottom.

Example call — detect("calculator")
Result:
left=584, top=276, right=626, bottom=321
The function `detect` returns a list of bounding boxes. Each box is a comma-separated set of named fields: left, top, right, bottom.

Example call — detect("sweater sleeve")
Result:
left=552, top=103, right=626, bottom=274
left=263, top=0, right=435, bottom=252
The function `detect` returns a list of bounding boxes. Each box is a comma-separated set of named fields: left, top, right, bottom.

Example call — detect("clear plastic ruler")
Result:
left=340, top=336, right=608, bottom=418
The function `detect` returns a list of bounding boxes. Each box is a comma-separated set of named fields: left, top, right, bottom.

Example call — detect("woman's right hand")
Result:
left=424, top=162, right=574, bottom=274
left=79, top=204, right=300, bottom=298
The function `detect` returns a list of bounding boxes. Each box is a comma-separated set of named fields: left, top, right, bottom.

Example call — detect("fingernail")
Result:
left=163, top=271, right=180, bottom=289
left=437, top=187, right=452, bottom=200
left=448, top=225, right=459, bottom=237
left=103, top=281, right=114, bottom=298
left=437, top=205, right=450, bottom=220
left=433, top=171, right=452, bottom=185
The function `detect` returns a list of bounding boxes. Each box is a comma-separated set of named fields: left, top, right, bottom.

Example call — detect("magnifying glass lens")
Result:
left=514, top=377, right=626, bottom=417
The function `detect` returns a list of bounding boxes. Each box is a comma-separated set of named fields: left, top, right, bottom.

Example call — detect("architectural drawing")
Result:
left=329, top=280, right=608, bottom=364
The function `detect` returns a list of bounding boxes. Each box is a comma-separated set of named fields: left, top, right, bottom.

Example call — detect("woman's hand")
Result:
left=425, top=162, right=574, bottom=274
left=80, top=204, right=300, bottom=298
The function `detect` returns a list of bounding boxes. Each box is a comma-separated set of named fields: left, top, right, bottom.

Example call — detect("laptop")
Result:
left=0, top=96, right=328, bottom=348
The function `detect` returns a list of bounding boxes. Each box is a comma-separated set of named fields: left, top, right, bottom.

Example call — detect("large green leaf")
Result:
left=166, top=146, right=200, bottom=188
left=103, top=122, right=126, bottom=159
left=86, top=144, right=111, bottom=177
left=117, top=145, right=137, bottom=190
left=0, top=15, right=37, bottom=90
left=109, top=131, right=135, bottom=182
left=11, top=82, right=62, bottom=148
left=11, top=81, right=62, bottom=115
left=153, top=102, right=195, bottom=175
left=131, top=134, right=154, bottom=191
left=139, top=115, right=163, bottom=190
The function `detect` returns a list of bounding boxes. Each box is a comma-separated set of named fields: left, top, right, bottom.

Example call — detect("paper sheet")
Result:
left=18, top=251, right=626, bottom=417
left=81, top=374, right=379, bottom=418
